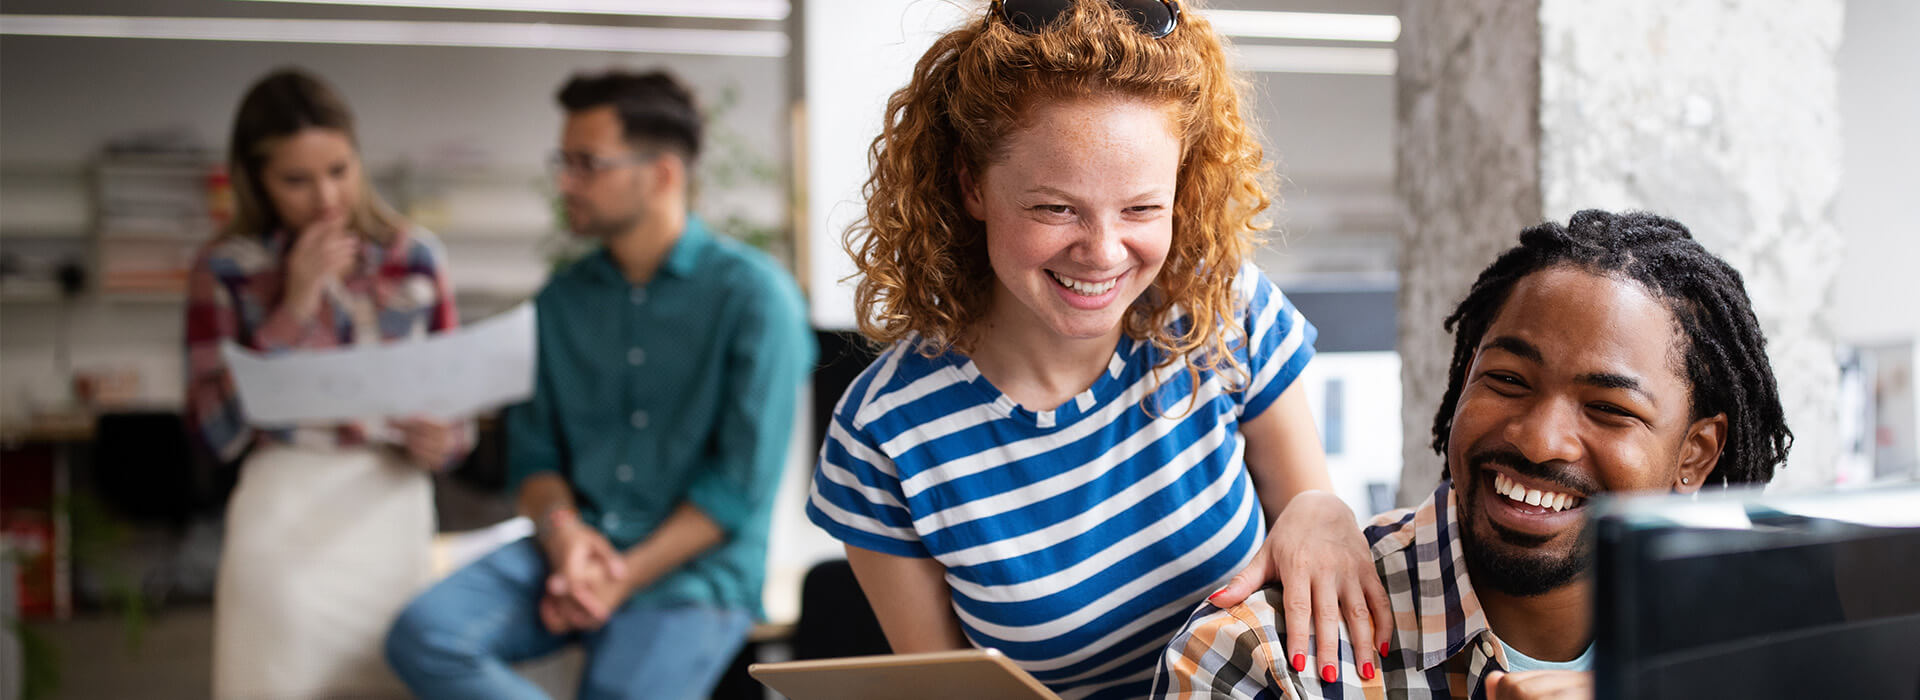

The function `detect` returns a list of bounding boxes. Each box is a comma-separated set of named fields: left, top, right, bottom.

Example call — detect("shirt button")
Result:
left=627, top=347, right=646, bottom=366
left=629, top=288, right=647, bottom=305
left=616, top=464, right=634, bottom=482
left=601, top=512, right=621, bottom=530
left=630, top=410, right=649, bottom=429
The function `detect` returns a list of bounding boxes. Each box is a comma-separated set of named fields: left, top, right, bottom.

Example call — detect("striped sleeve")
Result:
left=806, top=367, right=927, bottom=558
left=1234, top=263, right=1317, bottom=421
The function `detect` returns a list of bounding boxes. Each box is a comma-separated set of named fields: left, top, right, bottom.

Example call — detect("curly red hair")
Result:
left=848, top=0, right=1273, bottom=380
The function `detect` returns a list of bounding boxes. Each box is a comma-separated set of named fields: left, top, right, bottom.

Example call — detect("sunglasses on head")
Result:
left=991, top=0, right=1181, bottom=40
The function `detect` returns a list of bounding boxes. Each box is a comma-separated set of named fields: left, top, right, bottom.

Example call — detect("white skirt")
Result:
left=212, top=444, right=433, bottom=700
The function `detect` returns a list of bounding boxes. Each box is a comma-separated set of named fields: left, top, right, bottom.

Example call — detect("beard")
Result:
left=569, top=201, right=643, bottom=240
left=1455, top=447, right=1596, bottom=597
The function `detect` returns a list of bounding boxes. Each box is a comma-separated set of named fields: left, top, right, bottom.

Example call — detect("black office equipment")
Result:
left=1592, top=482, right=1920, bottom=700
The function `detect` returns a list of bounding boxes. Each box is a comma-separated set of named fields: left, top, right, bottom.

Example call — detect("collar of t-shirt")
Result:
left=1500, top=638, right=1595, bottom=673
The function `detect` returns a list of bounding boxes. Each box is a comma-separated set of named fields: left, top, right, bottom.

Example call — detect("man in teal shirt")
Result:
left=386, top=69, right=813, bottom=700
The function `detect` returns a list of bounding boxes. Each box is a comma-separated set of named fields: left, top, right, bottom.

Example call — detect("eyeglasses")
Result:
left=546, top=150, right=656, bottom=180
left=991, top=0, right=1180, bottom=40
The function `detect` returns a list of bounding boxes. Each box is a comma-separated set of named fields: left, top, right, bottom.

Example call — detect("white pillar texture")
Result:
left=1396, top=0, right=1843, bottom=504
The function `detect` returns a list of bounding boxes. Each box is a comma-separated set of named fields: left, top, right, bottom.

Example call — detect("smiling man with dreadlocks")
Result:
left=1156, top=209, right=1793, bottom=700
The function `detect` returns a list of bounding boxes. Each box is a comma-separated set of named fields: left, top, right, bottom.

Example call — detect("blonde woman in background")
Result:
left=183, top=67, right=471, bottom=699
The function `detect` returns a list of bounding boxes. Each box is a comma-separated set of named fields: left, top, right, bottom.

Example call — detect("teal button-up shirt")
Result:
left=506, top=217, right=813, bottom=617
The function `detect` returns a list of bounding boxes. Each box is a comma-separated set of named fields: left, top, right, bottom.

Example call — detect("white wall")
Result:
left=1834, top=0, right=1920, bottom=345
left=1298, top=352, right=1404, bottom=519
left=799, top=0, right=972, bottom=330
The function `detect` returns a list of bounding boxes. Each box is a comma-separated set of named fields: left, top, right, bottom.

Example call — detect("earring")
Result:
left=1681, top=477, right=1690, bottom=485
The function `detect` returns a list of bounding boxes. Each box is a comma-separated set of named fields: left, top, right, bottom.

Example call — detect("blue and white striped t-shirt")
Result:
left=807, top=264, right=1317, bottom=699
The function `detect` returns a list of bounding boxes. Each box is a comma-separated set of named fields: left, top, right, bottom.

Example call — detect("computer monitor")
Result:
left=1592, top=482, right=1920, bottom=700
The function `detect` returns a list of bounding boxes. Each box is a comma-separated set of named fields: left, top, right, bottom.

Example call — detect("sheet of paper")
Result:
left=222, top=302, right=536, bottom=426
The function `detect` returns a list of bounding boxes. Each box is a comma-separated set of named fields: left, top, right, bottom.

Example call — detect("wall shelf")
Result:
left=0, top=156, right=563, bottom=313
left=97, top=292, right=187, bottom=305
left=0, top=290, right=66, bottom=304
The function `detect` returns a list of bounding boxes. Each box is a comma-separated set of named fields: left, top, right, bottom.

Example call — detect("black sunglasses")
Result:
left=991, top=0, right=1181, bottom=40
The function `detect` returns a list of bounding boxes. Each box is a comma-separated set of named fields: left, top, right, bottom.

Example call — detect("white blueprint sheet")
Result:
left=222, top=302, right=535, bottom=426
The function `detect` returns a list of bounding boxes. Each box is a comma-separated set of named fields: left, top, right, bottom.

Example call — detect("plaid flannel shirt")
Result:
left=184, top=226, right=464, bottom=462
left=1155, top=478, right=1514, bottom=699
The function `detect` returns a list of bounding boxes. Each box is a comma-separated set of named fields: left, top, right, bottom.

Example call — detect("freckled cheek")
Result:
left=1134, top=228, right=1172, bottom=270
left=986, top=220, right=1070, bottom=266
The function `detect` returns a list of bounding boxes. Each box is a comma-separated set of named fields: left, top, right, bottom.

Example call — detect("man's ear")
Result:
left=958, top=160, right=987, bottom=222
left=648, top=152, right=686, bottom=198
left=1675, top=412, right=1728, bottom=493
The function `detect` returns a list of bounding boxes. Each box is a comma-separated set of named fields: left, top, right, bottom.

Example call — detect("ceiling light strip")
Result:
left=231, top=0, right=790, bottom=21
left=0, top=14, right=787, bottom=57
left=1203, top=10, right=1399, bottom=43
left=1230, top=45, right=1396, bottom=76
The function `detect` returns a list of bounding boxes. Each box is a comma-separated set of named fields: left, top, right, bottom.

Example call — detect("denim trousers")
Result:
left=385, top=538, right=751, bottom=700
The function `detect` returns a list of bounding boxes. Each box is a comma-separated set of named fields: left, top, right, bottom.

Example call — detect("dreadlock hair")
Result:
left=1429, top=209, right=1792, bottom=486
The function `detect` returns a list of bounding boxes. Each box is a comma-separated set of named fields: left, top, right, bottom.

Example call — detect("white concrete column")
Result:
left=1396, top=0, right=1844, bottom=503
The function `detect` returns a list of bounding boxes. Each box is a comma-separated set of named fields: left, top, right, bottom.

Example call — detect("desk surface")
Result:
left=0, top=410, right=95, bottom=444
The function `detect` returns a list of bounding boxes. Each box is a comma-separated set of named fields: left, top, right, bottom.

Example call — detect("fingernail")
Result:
left=1320, top=664, right=1337, bottom=683
left=1291, top=653, right=1306, bottom=673
left=1361, top=662, right=1375, bottom=680
left=1381, top=641, right=1391, bottom=657
left=1207, top=589, right=1223, bottom=601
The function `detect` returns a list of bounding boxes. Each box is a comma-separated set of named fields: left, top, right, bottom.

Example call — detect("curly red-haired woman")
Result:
left=805, top=2, right=1391, bottom=697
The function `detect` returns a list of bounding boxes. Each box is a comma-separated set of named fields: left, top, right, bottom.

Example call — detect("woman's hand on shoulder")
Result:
left=1207, top=490, right=1393, bottom=684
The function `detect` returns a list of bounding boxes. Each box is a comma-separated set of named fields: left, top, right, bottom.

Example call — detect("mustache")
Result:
left=1466, top=447, right=1599, bottom=497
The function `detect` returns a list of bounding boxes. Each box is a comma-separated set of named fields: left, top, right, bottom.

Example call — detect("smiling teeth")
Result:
left=1494, top=473, right=1583, bottom=512
left=1049, top=271, right=1117, bottom=296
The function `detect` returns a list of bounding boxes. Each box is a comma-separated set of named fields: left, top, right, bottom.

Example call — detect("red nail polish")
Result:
left=1321, top=664, right=1338, bottom=683
left=1207, top=590, right=1222, bottom=601
left=1381, top=641, right=1391, bottom=657
left=1361, top=662, right=1376, bottom=680
left=1291, top=653, right=1306, bottom=673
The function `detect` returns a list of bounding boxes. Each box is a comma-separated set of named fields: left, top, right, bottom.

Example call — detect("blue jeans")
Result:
left=384, top=538, right=751, bottom=700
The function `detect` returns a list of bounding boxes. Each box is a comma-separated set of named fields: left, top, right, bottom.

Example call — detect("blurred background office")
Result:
left=1, top=0, right=1915, bottom=698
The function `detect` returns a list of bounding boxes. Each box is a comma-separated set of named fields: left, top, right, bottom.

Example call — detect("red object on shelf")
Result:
left=206, top=167, right=235, bottom=229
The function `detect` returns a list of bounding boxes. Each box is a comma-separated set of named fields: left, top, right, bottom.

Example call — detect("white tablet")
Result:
left=749, top=648, right=1062, bottom=700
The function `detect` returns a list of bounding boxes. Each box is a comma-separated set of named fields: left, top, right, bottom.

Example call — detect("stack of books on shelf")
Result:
left=95, top=156, right=219, bottom=298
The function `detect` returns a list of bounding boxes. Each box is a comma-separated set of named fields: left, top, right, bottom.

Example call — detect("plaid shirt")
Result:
left=1155, top=478, right=1514, bottom=699
left=184, top=226, right=463, bottom=462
